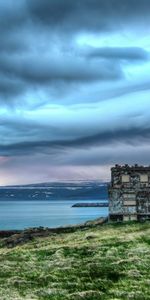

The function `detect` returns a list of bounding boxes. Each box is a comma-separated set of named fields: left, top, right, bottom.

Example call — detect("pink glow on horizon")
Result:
left=0, top=164, right=111, bottom=186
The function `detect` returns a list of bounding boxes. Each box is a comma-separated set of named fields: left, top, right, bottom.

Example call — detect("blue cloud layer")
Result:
left=0, top=0, right=150, bottom=184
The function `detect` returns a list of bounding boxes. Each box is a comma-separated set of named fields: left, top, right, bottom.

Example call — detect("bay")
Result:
left=0, top=199, right=108, bottom=230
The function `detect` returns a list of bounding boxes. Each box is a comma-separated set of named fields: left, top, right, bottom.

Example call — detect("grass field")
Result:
left=0, top=221, right=150, bottom=299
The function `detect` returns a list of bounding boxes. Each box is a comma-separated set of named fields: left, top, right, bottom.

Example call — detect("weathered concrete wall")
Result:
left=109, top=164, right=150, bottom=221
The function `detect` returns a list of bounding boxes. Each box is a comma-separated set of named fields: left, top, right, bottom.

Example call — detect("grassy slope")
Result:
left=0, top=222, right=150, bottom=300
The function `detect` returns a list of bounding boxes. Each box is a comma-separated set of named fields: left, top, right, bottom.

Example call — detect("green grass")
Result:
left=0, top=221, right=150, bottom=299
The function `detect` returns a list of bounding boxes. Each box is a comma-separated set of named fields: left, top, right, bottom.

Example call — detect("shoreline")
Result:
left=0, top=216, right=108, bottom=237
left=0, top=217, right=108, bottom=247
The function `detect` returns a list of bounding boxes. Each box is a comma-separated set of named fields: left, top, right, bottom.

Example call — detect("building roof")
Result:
left=111, top=164, right=150, bottom=172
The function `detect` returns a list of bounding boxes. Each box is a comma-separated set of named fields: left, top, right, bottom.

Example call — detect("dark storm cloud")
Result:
left=0, top=77, right=25, bottom=99
left=0, top=0, right=150, bottom=185
left=0, top=54, right=123, bottom=101
left=85, top=47, right=149, bottom=61
left=0, top=1, right=28, bottom=63
left=27, top=0, right=150, bottom=33
left=0, top=36, right=26, bottom=53
left=0, top=1, right=26, bottom=31
left=0, top=0, right=149, bottom=36
left=0, top=0, right=148, bottom=102
left=0, top=0, right=149, bottom=43
left=0, top=0, right=148, bottom=103
left=1, top=126, right=150, bottom=157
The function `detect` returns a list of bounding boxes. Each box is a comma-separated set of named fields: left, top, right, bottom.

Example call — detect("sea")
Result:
left=0, top=182, right=108, bottom=230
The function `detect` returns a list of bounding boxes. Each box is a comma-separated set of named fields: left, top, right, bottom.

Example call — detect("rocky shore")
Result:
left=0, top=217, right=108, bottom=248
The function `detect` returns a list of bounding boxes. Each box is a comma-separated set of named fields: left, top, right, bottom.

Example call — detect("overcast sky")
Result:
left=0, top=0, right=150, bottom=185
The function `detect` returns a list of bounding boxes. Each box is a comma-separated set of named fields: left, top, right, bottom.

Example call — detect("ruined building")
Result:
left=109, top=164, right=150, bottom=221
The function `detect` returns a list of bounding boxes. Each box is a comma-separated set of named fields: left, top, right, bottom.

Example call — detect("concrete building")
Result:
left=109, top=164, right=150, bottom=221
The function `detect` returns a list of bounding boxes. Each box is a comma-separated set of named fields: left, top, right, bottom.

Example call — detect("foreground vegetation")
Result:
left=0, top=221, right=150, bottom=299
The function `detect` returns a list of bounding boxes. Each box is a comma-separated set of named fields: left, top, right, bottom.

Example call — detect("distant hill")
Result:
left=0, top=181, right=109, bottom=201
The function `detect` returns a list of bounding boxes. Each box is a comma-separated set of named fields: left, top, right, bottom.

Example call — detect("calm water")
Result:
left=0, top=199, right=108, bottom=230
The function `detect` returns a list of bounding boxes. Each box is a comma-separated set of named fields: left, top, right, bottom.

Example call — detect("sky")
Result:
left=0, top=0, right=150, bottom=185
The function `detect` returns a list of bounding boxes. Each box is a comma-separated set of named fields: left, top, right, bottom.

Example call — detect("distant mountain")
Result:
left=0, top=181, right=109, bottom=201
left=1, top=180, right=108, bottom=187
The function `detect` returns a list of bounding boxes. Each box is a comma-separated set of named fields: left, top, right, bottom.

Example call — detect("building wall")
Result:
left=109, top=164, right=150, bottom=221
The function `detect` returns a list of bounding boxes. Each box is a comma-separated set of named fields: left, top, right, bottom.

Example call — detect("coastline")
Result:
left=0, top=217, right=108, bottom=247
